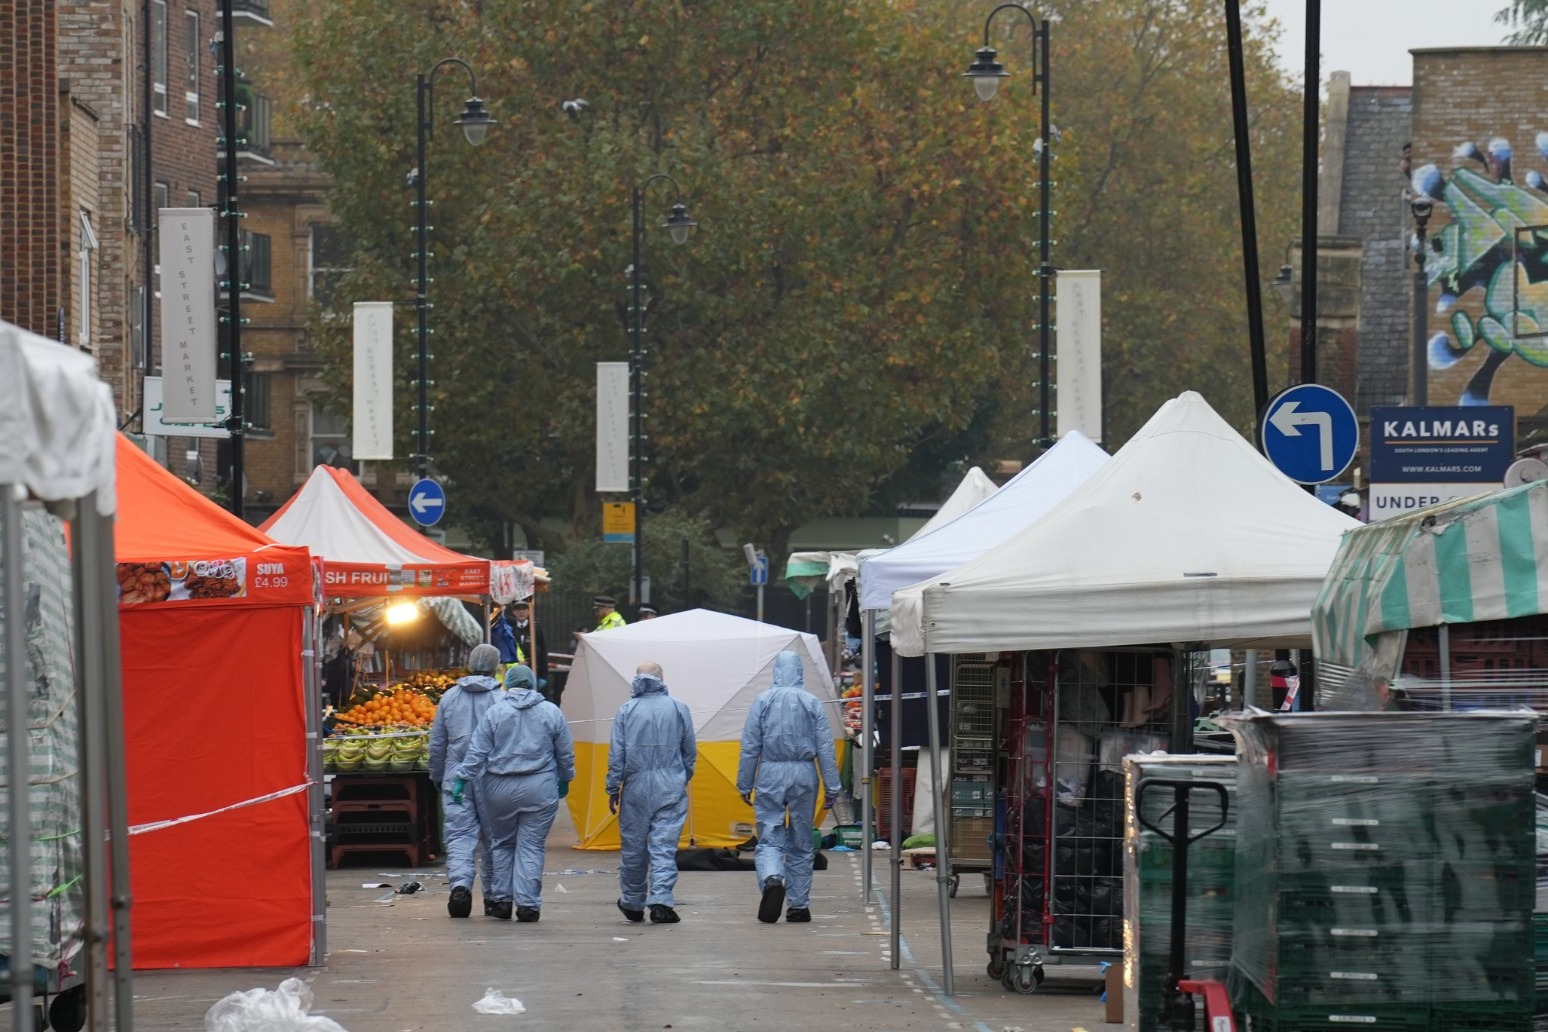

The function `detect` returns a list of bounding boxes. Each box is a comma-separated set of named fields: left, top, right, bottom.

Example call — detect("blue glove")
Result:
left=538, top=678, right=548, bottom=690
left=556, top=778, right=569, bottom=800
left=452, top=778, right=466, bottom=805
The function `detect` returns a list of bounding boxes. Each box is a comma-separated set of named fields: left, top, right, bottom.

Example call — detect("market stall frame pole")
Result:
left=69, top=496, right=135, bottom=1030
left=861, top=611, right=876, bottom=903
left=627, top=175, right=696, bottom=610
left=924, top=655, right=955, bottom=995
left=303, top=612, right=326, bottom=965
left=964, top=3, right=1054, bottom=446
left=412, top=58, right=497, bottom=484
left=889, top=648, right=902, bottom=970
left=4, top=490, right=35, bottom=1022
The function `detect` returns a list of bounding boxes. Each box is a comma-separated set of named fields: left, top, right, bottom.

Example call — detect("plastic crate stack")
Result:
left=1226, top=711, right=1536, bottom=1032
left=1121, top=755, right=1237, bottom=1032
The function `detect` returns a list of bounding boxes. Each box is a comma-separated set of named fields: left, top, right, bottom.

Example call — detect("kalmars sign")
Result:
left=1380, top=417, right=1504, bottom=439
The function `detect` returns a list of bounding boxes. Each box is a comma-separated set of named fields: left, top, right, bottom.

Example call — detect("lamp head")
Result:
left=454, top=96, right=498, bottom=146
left=1410, top=197, right=1434, bottom=222
left=663, top=201, right=696, bottom=245
left=964, top=46, right=1008, bottom=102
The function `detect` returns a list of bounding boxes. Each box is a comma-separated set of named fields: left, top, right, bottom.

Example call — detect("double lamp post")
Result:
left=412, top=58, right=497, bottom=483
left=627, top=176, right=696, bottom=611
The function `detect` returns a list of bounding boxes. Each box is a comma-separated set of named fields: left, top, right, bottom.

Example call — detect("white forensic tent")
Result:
left=563, top=609, right=840, bottom=850
left=869, top=430, right=1111, bottom=650
left=910, top=391, right=1362, bottom=656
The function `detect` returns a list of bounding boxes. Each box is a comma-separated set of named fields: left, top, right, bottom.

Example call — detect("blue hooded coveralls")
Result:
left=606, top=672, right=696, bottom=910
left=452, top=666, right=575, bottom=910
left=736, top=651, right=841, bottom=910
left=428, top=671, right=502, bottom=897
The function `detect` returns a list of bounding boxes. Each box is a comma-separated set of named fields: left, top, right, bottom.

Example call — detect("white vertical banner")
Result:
left=596, top=362, right=630, bottom=493
left=352, top=302, right=394, bottom=460
left=1056, top=269, right=1103, bottom=443
left=158, top=207, right=218, bottom=423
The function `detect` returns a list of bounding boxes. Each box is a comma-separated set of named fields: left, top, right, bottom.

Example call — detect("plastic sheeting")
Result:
left=0, top=509, right=84, bottom=968
left=1223, top=710, right=1534, bottom=1022
left=0, top=322, right=117, bottom=515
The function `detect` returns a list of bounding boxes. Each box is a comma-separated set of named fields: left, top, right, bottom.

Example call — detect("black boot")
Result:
left=785, top=907, right=811, bottom=923
left=487, top=900, right=513, bottom=921
left=515, top=906, right=541, bottom=923
left=649, top=903, right=681, bottom=924
left=758, top=875, right=786, bottom=924
left=447, top=886, right=472, bottom=919
left=617, top=899, right=645, bottom=923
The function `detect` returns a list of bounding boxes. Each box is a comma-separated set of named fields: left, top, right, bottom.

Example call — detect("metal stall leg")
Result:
left=924, top=654, right=954, bottom=995
left=69, top=501, right=109, bottom=1030
left=4, top=489, right=35, bottom=1027
left=87, top=505, right=134, bottom=1031
left=861, top=611, right=875, bottom=903
left=304, top=613, right=327, bottom=964
left=889, top=648, right=902, bottom=970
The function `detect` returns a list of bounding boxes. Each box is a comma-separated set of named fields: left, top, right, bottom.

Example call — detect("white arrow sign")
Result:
left=410, top=490, right=445, bottom=516
left=1268, top=400, right=1335, bottom=471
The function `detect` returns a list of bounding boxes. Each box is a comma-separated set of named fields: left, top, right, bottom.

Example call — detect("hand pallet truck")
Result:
left=1134, top=777, right=1236, bottom=1032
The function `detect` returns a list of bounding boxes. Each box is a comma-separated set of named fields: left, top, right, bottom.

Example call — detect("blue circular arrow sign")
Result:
left=408, top=478, right=447, bottom=527
left=1259, top=384, right=1359, bottom=485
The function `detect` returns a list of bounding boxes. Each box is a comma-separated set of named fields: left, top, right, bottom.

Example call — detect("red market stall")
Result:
left=114, top=436, right=320, bottom=968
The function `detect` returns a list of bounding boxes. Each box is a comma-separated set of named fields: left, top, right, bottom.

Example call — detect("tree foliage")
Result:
left=285, top=0, right=1305, bottom=556
left=545, top=510, right=745, bottom=616
left=1496, top=0, right=1548, bottom=44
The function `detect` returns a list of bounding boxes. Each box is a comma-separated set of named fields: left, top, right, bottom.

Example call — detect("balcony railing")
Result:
left=237, top=87, right=273, bottom=164
left=230, top=0, right=273, bottom=27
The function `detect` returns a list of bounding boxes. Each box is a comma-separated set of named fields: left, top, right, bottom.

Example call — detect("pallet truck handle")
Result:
left=1134, top=778, right=1228, bottom=846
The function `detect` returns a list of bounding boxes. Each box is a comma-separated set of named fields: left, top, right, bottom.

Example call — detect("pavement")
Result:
left=92, top=810, right=1116, bottom=1031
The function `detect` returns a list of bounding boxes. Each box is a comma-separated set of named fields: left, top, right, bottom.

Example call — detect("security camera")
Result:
left=1411, top=198, right=1434, bottom=220
left=743, top=543, right=758, bottom=566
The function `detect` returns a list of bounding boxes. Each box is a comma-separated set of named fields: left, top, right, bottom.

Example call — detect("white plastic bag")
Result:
left=472, top=988, right=527, bottom=1015
left=205, top=978, right=349, bottom=1032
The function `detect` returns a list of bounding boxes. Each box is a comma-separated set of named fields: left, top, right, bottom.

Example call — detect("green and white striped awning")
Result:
left=1312, top=480, right=1548, bottom=669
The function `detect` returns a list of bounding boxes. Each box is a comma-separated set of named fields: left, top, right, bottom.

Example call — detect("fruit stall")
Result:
left=259, top=466, right=539, bottom=868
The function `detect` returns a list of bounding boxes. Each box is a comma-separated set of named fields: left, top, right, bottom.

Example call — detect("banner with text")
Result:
left=597, top=362, right=630, bottom=493
left=142, top=375, right=231, bottom=438
left=1056, top=270, right=1102, bottom=443
left=1369, top=405, right=1514, bottom=520
left=352, top=302, right=394, bottom=460
left=157, top=208, right=219, bottom=424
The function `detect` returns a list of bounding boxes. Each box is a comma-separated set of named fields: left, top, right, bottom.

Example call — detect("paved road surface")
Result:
left=62, top=808, right=1115, bottom=1030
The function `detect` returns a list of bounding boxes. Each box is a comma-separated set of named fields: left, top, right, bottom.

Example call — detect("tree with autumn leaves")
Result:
left=284, top=0, right=1305, bottom=562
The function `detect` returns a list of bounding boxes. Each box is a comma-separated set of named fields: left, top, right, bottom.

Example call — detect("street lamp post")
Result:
left=1411, top=198, right=1433, bottom=406
left=628, top=175, right=695, bottom=613
left=412, top=58, right=496, bottom=483
left=965, top=4, right=1054, bottom=447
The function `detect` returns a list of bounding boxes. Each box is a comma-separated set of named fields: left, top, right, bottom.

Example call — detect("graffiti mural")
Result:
left=1411, top=133, right=1548, bottom=406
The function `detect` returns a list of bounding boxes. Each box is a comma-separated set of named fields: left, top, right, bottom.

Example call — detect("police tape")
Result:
left=128, top=781, right=312, bottom=836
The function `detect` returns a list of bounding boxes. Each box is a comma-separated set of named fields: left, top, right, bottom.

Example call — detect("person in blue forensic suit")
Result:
left=450, top=664, right=574, bottom=922
left=428, top=643, right=504, bottom=919
left=606, top=661, right=697, bottom=925
left=736, top=650, right=842, bottom=924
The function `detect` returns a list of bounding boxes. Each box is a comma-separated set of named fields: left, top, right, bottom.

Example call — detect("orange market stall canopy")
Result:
left=259, top=465, right=531, bottom=602
left=114, top=435, right=321, bottom=969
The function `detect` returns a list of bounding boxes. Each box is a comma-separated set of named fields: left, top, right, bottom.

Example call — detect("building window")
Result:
left=153, top=182, right=169, bottom=211
left=184, top=10, right=200, bottom=124
left=309, top=223, right=352, bottom=313
left=186, top=190, right=200, bottom=207
left=241, top=230, right=272, bottom=298
left=309, top=404, right=355, bottom=471
left=152, top=0, right=168, bottom=117
left=153, top=182, right=170, bottom=298
left=245, top=372, right=272, bottom=431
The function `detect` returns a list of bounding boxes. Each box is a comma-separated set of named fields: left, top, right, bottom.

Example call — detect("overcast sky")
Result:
left=1254, top=0, right=1516, bottom=86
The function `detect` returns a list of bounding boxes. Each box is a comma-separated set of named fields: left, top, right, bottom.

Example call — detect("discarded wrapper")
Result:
left=472, top=988, right=526, bottom=1015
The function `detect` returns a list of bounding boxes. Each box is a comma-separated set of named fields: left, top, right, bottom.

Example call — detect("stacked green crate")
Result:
left=1227, top=712, right=1535, bottom=1032
left=1122, top=754, right=1237, bottom=1032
